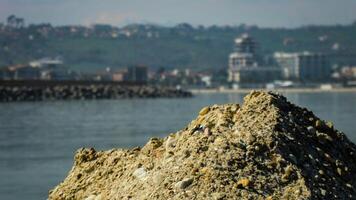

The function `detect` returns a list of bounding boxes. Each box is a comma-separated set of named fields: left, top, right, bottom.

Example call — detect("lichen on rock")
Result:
left=48, top=91, right=356, bottom=200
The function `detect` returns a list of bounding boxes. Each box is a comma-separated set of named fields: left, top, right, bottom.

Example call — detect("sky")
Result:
left=0, top=0, right=356, bottom=28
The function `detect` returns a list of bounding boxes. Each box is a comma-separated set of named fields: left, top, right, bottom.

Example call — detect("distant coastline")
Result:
left=190, top=87, right=356, bottom=94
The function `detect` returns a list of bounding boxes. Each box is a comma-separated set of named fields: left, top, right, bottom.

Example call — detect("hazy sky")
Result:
left=0, top=0, right=356, bottom=28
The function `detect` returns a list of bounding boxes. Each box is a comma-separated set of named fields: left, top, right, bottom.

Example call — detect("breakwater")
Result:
left=0, top=80, right=192, bottom=102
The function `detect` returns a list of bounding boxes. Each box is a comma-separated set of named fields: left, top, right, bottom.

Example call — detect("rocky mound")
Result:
left=49, top=91, right=356, bottom=200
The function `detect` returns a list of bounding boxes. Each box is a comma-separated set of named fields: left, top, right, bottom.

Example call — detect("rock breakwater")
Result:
left=0, top=84, right=192, bottom=102
left=49, top=91, right=356, bottom=199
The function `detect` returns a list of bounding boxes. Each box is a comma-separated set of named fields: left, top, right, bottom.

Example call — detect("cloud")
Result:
left=83, top=12, right=139, bottom=26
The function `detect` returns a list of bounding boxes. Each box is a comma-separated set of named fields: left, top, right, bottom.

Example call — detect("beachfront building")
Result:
left=0, top=68, right=10, bottom=80
left=29, top=57, right=63, bottom=68
left=30, top=57, right=77, bottom=80
left=126, top=65, right=148, bottom=83
left=1, top=57, right=77, bottom=80
left=274, top=52, right=330, bottom=81
left=10, top=65, right=41, bottom=80
left=228, top=34, right=280, bottom=85
left=112, top=69, right=128, bottom=82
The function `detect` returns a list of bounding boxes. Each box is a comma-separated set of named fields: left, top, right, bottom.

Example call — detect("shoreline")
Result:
left=190, top=87, right=356, bottom=94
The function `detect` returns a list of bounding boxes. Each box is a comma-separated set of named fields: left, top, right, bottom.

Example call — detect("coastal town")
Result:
left=1, top=15, right=356, bottom=90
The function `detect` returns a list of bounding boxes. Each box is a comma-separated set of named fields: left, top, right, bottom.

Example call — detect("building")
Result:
left=93, top=68, right=113, bottom=81
left=126, top=66, right=148, bottom=82
left=233, top=34, right=256, bottom=54
left=1, top=58, right=78, bottom=80
left=30, top=57, right=77, bottom=80
left=228, top=34, right=280, bottom=84
left=340, top=66, right=356, bottom=80
left=274, top=52, right=330, bottom=81
left=43, top=68, right=77, bottom=80
left=228, top=34, right=257, bottom=82
left=29, top=57, right=63, bottom=68
left=0, top=67, right=12, bottom=80
left=7, top=64, right=41, bottom=80
left=229, top=53, right=256, bottom=70
left=231, top=67, right=281, bottom=83
left=112, top=69, right=128, bottom=82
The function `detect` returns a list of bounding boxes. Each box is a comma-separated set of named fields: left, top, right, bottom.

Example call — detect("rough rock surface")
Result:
left=49, top=91, right=356, bottom=200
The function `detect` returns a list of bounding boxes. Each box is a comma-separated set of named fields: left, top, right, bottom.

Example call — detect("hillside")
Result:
left=1, top=23, right=356, bottom=72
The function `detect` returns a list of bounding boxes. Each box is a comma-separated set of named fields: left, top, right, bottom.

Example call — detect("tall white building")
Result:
left=228, top=34, right=280, bottom=84
left=274, top=52, right=330, bottom=81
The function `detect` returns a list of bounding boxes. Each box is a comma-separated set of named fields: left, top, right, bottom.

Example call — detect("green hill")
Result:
left=1, top=22, right=356, bottom=72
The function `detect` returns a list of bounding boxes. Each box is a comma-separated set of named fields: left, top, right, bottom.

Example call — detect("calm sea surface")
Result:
left=0, top=92, right=355, bottom=200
